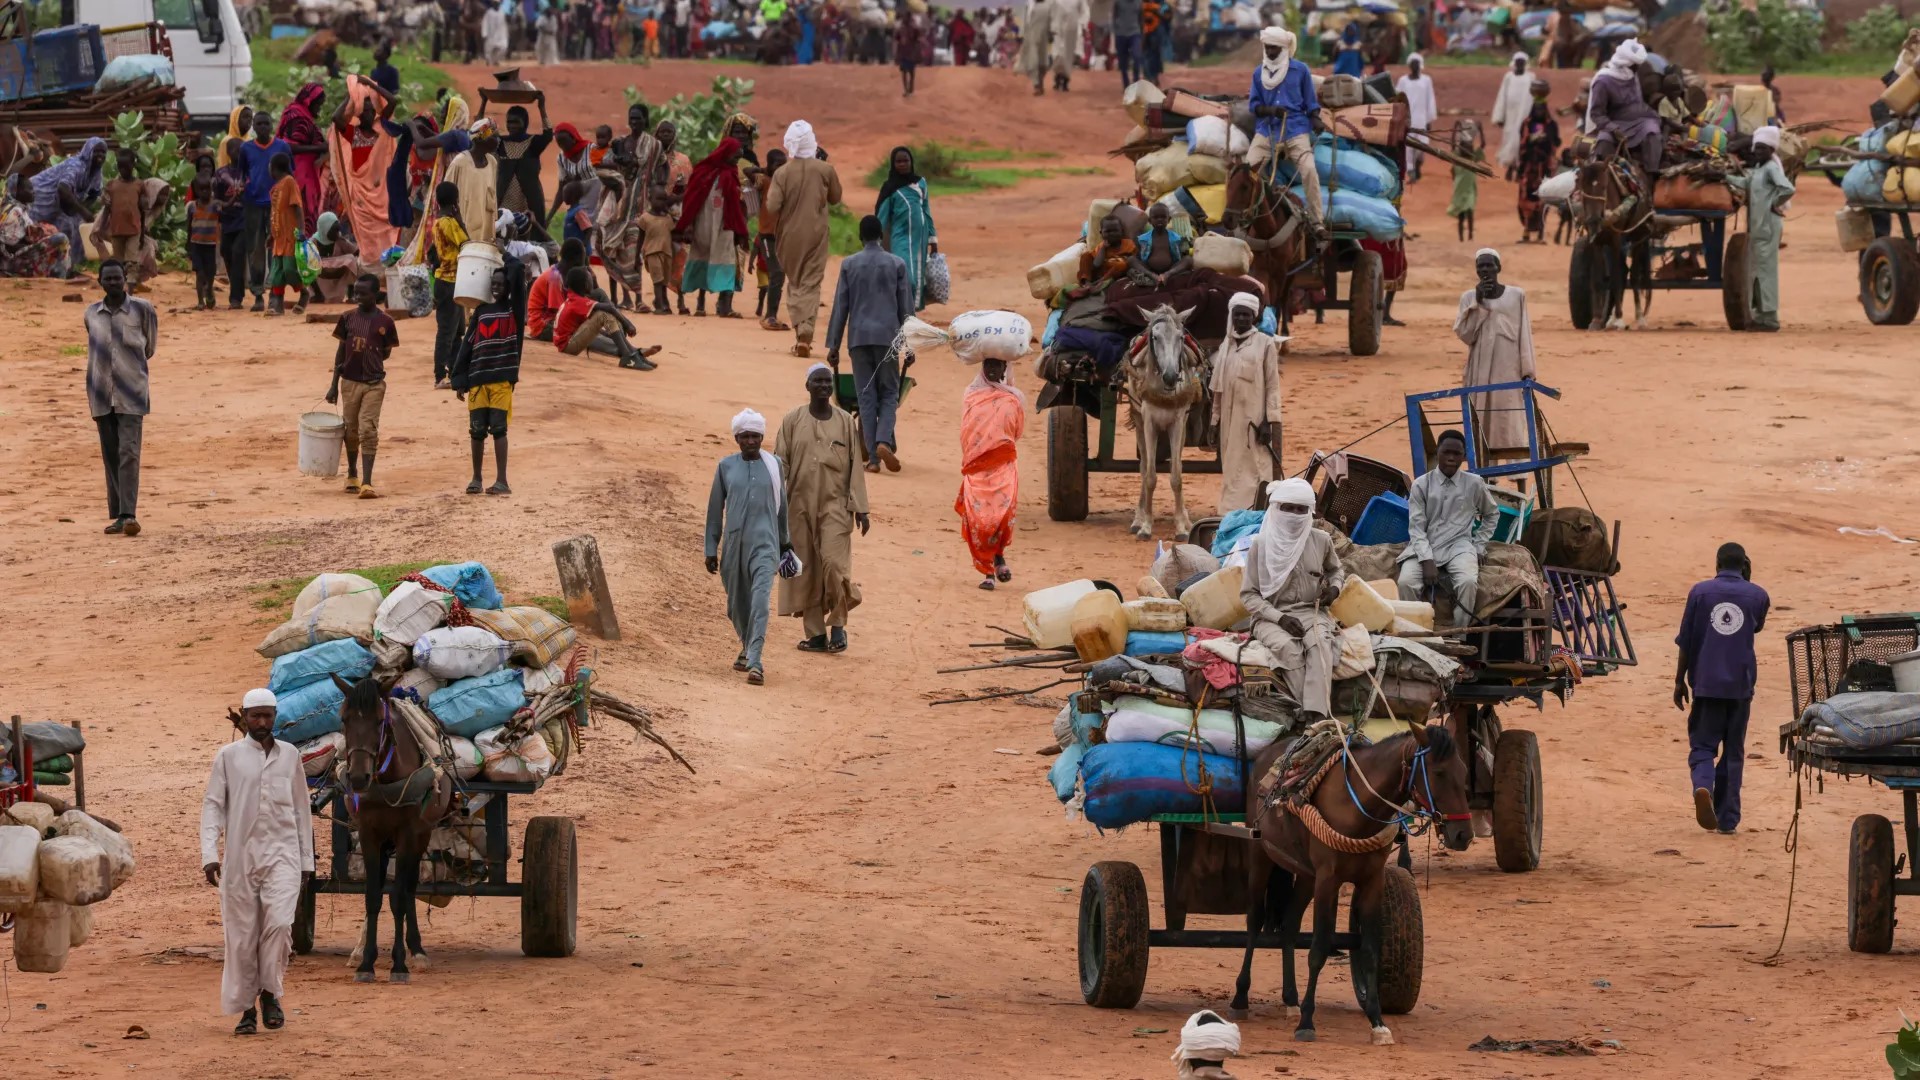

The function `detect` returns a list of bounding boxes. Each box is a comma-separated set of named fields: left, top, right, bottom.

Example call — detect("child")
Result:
left=642, top=11, right=660, bottom=58
left=265, top=152, right=309, bottom=315
left=1447, top=127, right=1484, bottom=243
left=186, top=175, right=222, bottom=310
left=102, top=148, right=146, bottom=288
left=326, top=274, right=399, bottom=498
left=429, top=181, right=469, bottom=388
left=452, top=259, right=528, bottom=495
left=553, top=265, right=661, bottom=368
left=589, top=125, right=614, bottom=168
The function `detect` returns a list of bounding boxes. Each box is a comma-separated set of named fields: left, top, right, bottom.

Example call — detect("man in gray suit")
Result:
left=826, top=215, right=915, bottom=473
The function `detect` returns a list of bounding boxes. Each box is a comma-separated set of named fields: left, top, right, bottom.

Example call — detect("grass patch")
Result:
left=58, top=344, right=84, bottom=356
left=246, top=35, right=453, bottom=115
left=250, top=560, right=445, bottom=613
left=829, top=202, right=862, bottom=256
left=521, top=595, right=572, bottom=620
left=1777, top=50, right=1895, bottom=77
left=863, top=140, right=1079, bottom=194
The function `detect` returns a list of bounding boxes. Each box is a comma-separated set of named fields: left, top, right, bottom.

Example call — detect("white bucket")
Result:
left=1895, top=649, right=1920, bottom=694
left=454, top=242, right=504, bottom=309
left=299, top=410, right=345, bottom=478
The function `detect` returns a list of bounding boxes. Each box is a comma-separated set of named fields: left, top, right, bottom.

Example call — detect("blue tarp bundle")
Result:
left=430, top=668, right=526, bottom=737
left=1801, top=693, right=1920, bottom=750
left=1081, top=742, right=1248, bottom=829
left=1211, top=508, right=1265, bottom=559
left=274, top=679, right=346, bottom=744
left=420, top=562, right=504, bottom=610
left=1126, top=630, right=1189, bottom=656
left=268, top=638, right=374, bottom=694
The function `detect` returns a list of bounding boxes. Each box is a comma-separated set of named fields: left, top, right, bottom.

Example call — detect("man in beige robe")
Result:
left=1239, top=478, right=1346, bottom=719
left=765, top=120, right=844, bottom=358
left=1208, top=292, right=1283, bottom=514
left=1454, top=248, right=1536, bottom=459
left=1019, top=0, right=1054, bottom=93
left=445, top=121, right=499, bottom=247
left=776, top=363, right=870, bottom=652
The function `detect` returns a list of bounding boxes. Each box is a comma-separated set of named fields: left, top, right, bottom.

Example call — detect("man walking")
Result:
left=201, top=689, right=315, bottom=1035
left=1674, top=543, right=1769, bottom=834
left=327, top=274, right=398, bottom=498
left=85, top=260, right=156, bottom=538
left=705, top=409, right=793, bottom=686
left=765, top=120, right=843, bottom=358
left=776, top=365, right=870, bottom=654
left=1112, top=0, right=1142, bottom=89
left=238, top=110, right=290, bottom=311
left=826, top=214, right=914, bottom=472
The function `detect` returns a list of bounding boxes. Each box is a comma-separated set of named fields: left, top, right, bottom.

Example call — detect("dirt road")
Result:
left=2, top=59, right=1911, bottom=1078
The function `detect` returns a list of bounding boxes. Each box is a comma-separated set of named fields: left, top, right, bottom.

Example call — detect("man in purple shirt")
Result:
left=1673, top=542, right=1770, bottom=833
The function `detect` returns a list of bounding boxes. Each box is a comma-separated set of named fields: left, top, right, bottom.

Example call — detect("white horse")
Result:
left=1124, top=304, right=1208, bottom=541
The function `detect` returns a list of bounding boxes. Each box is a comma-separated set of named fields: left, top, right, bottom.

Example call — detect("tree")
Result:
left=1704, top=0, right=1822, bottom=72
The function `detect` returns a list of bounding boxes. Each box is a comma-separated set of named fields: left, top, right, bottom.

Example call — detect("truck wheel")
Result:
left=293, top=879, right=316, bottom=956
left=1078, top=861, right=1150, bottom=1008
left=1722, top=232, right=1752, bottom=331
left=1347, top=249, right=1383, bottom=356
left=1568, top=237, right=1594, bottom=330
left=1493, top=729, right=1543, bottom=873
left=1848, top=813, right=1896, bottom=954
left=1047, top=406, right=1089, bottom=523
left=1374, top=866, right=1423, bottom=1014
left=520, top=816, right=578, bottom=958
left=1861, top=237, right=1920, bottom=326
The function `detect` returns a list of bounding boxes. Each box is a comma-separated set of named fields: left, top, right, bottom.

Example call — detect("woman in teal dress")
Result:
left=875, top=146, right=938, bottom=311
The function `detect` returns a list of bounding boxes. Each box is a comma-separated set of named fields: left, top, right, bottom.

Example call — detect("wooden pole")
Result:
left=551, top=534, right=622, bottom=641
left=70, top=719, right=85, bottom=811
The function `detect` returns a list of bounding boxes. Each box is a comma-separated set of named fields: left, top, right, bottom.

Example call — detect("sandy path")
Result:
left=0, top=59, right=1911, bottom=1078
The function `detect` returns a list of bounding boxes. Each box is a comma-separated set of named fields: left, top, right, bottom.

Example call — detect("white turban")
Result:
left=1475, top=247, right=1500, bottom=265
left=1252, top=478, right=1317, bottom=591
left=1171, top=1010, right=1242, bottom=1077
left=1259, top=25, right=1293, bottom=48
left=1407, top=51, right=1424, bottom=66
left=1752, top=125, right=1781, bottom=149
left=1259, top=27, right=1295, bottom=89
left=1604, top=39, right=1646, bottom=77
left=1228, top=291, right=1262, bottom=315
left=242, top=688, right=278, bottom=710
left=731, top=408, right=766, bottom=436
left=1512, top=51, right=1528, bottom=68
left=783, top=120, right=818, bottom=159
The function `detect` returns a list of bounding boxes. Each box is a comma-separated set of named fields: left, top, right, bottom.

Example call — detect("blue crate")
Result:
left=1350, top=491, right=1410, bottom=546
left=0, top=25, right=106, bottom=103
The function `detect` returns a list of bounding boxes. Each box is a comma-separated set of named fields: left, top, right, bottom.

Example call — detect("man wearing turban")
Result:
left=705, top=408, right=794, bottom=684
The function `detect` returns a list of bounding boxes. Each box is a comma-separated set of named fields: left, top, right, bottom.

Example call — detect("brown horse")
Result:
left=1570, top=154, right=1654, bottom=331
left=1224, top=164, right=1314, bottom=340
left=331, top=674, right=453, bottom=984
left=1231, top=724, right=1473, bottom=1045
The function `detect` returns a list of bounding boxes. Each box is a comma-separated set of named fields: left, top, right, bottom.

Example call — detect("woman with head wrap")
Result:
left=215, top=105, right=254, bottom=168
left=956, top=356, right=1025, bottom=590
left=406, top=93, right=473, bottom=264
left=553, top=122, right=600, bottom=247
left=875, top=145, right=937, bottom=311
left=28, top=137, right=107, bottom=275
left=704, top=408, right=794, bottom=686
left=326, top=75, right=401, bottom=268
left=1208, top=292, right=1283, bottom=515
left=1332, top=16, right=1364, bottom=78
left=674, top=137, right=749, bottom=317
left=277, top=83, right=328, bottom=231
left=765, top=120, right=844, bottom=356
left=1515, top=80, right=1561, bottom=243
left=1238, top=477, right=1347, bottom=721
left=495, top=103, right=555, bottom=240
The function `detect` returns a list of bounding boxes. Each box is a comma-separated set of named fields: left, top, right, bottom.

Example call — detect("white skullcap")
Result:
left=783, top=119, right=818, bottom=159
left=1259, top=26, right=1294, bottom=49
left=1752, top=125, right=1781, bottom=149
left=731, top=408, right=766, bottom=436
left=1407, top=52, right=1424, bottom=66
left=1228, top=291, right=1262, bottom=314
left=1475, top=247, right=1501, bottom=264
left=1512, top=51, right=1528, bottom=65
left=805, top=361, right=833, bottom=379
left=242, top=688, right=278, bottom=710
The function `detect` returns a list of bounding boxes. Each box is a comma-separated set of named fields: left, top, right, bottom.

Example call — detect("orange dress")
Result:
left=955, top=382, right=1025, bottom=576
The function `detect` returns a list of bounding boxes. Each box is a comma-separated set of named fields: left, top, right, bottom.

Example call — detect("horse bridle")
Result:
left=342, top=698, right=396, bottom=786
left=1343, top=737, right=1471, bottom=833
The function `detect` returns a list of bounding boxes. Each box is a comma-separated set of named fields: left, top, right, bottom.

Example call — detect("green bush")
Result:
left=1845, top=3, right=1916, bottom=56
left=1705, top=0, right=1823, bottom=71
left=623, top=76, right=755, bottom=161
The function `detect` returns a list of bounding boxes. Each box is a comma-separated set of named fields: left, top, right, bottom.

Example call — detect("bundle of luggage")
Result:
left=1, top=802, right=135, bottom=974
left=0, top=721, right=85, bottom=789
left=256, top=563, right=581, bottom=790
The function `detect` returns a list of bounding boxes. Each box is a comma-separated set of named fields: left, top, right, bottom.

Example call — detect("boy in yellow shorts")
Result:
left=451, top=257, right=527, bottom=495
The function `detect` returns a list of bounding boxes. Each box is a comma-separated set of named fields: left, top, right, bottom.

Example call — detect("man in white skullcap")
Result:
left=1586, top=39, right=1663, bottom=177
left=201, top=688, right=314, bottom=1036
left=1208, top=292, right=1283, bottom=514
left=1491, top=52, right=1534, bottom=176
left=776, top=364, right=870, bottom=654
left=705, top=408, right=793, bottom=684
left=1395, top=53, right=1438, bottom=180
left=1245, top=26, right=1324, bottom=236
left=1239, top=477, right=1346, bottom=721
left=766, top=120, right=845, bottom=358
left=1454, top=247, right=1536, bottom=454
left=1728, top=126, right=1793, bottom=332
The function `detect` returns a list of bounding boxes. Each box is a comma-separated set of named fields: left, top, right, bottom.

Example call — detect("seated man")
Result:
left=1130, top=201, right=1193, bottom=288
left=1586, top=39, right=1663, bottom=179
left=1067, top=213, right=1138, bottom=300
left=1240, top=477, right=1347, bottom=722
left=1396, top=429, right=1499, bottom=627
left=553, top=266, right=664, bottom=370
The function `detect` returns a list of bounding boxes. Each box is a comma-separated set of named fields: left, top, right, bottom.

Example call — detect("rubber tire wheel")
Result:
left=1492, top=728, right=1544, bottom=873
left=1568, top=237, right=1594, bottom=330
left=1861, top=236, right=1920, bottom=326
left=521, top=816, right=578, bottom=958
left=1848, top=813, right=1897, bottom=954
left=1077, top=860, right=1150, bottom=1008
left=292, top=879, right=316, bottom=956
left=1047, top=405, right=1090, bottom=523
left=1347, top=249, right=1384, bottom=357
left=1373, top=865, right=1424, bottom=1015
left=1722, top=232, right=1752, bottom=331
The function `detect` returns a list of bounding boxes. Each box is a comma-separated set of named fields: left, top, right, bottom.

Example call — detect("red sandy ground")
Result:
left=0, top=58, right=1911, bottom=1078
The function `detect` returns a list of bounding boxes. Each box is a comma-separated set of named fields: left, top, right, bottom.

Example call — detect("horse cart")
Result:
left=1568, top=191, right=1754, bottom=331
left=1040, top=372, right=1221, bottom=526
left=1779, top=615, right=1920, bottom=952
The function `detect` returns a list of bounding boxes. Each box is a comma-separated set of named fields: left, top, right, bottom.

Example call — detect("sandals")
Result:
left=790, top=343, right=811, bottom=359
left=260, top=992, right=284, bottom=1030
left=828, top=629, right=848, bottom=653
left=761, top=318, right=791, bottom=332
left=797, top=635, right=831, bottom=652
left=357, top=485, right=378, bottom=499
left=234, top=1009, right=259, bottom=1036
left=995, top=561, right=1013, bottom=583
left=466, top=481, right=484, bottom=495
left=343, top=477, right=360, bottom=493
left=732, top=654, right=749, bottom=672
left=486, top=482, right=511, bottom=496
left=717, top=310, right=744, bottom=319
left=978, top=578, right=996, bottom=591
left=876, top=445, right=901, bottom=473
left=746, top=667, right=765, bottom=686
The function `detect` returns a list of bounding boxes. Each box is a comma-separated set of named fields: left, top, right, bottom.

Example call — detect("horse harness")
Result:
left=343, top=698, right=448, bottom=817
left=1259, top=727, right=1462, bottom=854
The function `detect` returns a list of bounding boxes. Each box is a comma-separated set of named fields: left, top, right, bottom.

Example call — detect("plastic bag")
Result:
left=412, top=625, right=511, bottom=681
left=294, top=231, right=319, bottom=286
left=925, top=252, right=951, bottom=305
left=419, top=561, right=504, bottom=610
left=268, top=638, right=375, bottom=694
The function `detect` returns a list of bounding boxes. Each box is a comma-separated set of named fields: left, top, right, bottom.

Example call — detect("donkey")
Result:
left=1123, top=304, right=1207, bottom=541
left=1571, top=156, right=1654, bottom=331
left=331, top=674, right=453, bottom=984
left=1232, top=724, right=1473, bottom=1045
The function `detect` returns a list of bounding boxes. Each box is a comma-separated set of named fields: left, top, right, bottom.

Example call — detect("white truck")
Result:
left=76, top=0, right=250, bottom=127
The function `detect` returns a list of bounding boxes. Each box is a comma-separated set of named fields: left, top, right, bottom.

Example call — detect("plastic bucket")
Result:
left=454, top=242, right=504, bottom=309
left=298, top=410, right=345, bottom=478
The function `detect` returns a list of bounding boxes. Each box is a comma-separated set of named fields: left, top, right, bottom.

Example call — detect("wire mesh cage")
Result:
left=1785, top=614, right=1920, bottom=720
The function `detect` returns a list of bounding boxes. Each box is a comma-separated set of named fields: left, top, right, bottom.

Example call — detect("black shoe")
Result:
left=259, top=991, right=284, bottom=1029
left=104, top=518, right=125, bottom=535
left=250, top=296, right=265, bottom=313
left=797, top=635, right=831, bottom=652
left=121, top=517, right=140, bottom=537
left=234, top=1008, right=258, bottom=1036
left=828, top=628, right=848, bottom=653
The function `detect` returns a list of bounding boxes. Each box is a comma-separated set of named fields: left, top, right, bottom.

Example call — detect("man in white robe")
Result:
left=1454, top=248, right=1536, bottom=457
left=1208, top=292, right=1284, bottom=514
left=201, top=689, right=315, bottom=1035
left=1395, top=53, right=1438, bottom=180
left=1490, top=52, right=1534, bottom=175
left=1049, top=0, right=1088, bottom=90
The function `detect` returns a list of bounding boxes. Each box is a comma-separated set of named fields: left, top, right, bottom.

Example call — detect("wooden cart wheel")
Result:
left=1722, top=232, right=1752, bottom=331
left=1860, top=237, right=1920, bottom=326
left=1492, top=728, right=1543, bottom=873
left=1347, top=249, right=1384, bottom=357
left=521, top=816, right=578, bottom=958
left=292, top=879, right=316, bottom=956
left=1078, top=860, right=1150, bottom=1008
left=1848, top=813, right=1896, bottom=954
left=1047, top=406, right=1090, bottom=523
left=1372, top=865, right=1424, bottom=1015
left=1568, top=237, right=1595, bottom=330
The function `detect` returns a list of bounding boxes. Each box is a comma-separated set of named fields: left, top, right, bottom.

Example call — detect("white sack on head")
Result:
left=892, top=310, right=1034, bottom=365
left=1171, top=1009, right=1242, bottom=1077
